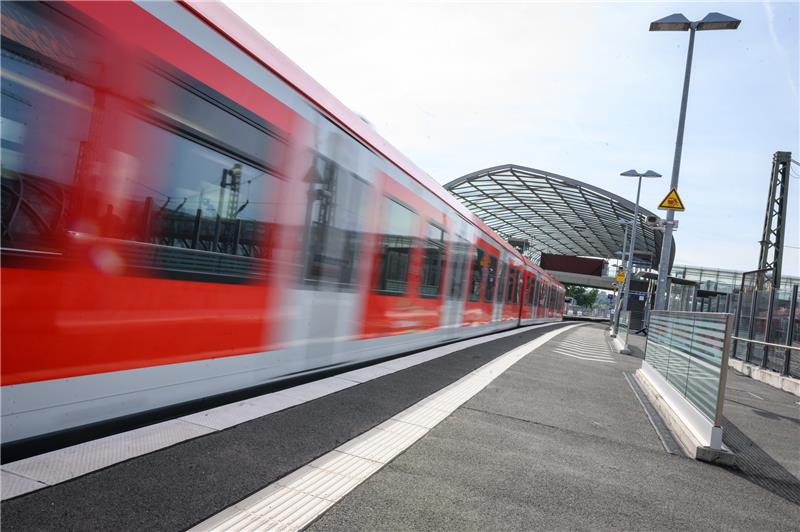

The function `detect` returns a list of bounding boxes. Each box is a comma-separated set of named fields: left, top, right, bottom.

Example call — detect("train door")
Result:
left=462, top=238, right=496, bottom=326
left=501, top=263, right=521, bottom=323
left=441, top=229, right=470, bottom=340
left=494, top=259, right=507, bottom=322
left=536, top=279, right=547, bottom=320
left=285, top=122, right=376, bottom=369
left=361, top=174, right=450, bottom=340
left=485, top=252, right=501, bottom=323
left=512, top=265, right=523, bottom=324
left=520, top=271, right=533, bottom=322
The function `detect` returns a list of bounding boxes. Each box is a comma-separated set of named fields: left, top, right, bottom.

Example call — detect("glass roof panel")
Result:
left=444, top=164, right=668, bottom=270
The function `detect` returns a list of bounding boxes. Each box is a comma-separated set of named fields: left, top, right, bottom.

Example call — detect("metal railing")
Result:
left=731, top=284, right=799, bottom=378
left=566, top=305, right=610, bottom=319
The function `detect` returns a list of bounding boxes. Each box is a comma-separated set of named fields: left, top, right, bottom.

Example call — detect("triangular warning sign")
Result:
left=657, top=188, right=685, bottom=211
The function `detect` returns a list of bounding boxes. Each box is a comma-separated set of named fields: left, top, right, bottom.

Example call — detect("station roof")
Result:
left=444, top=164, right=672, bottom=270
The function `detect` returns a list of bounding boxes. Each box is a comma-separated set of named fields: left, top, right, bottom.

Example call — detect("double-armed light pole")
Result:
left=610, top=219, right=631, bottom=335
left=650, top=12, right=741, bottom=310
left=612, top=170, right=661, bottom=337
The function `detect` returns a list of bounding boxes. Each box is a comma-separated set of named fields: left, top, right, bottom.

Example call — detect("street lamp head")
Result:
left=650, top=13, right=691, bottom=31
left=620, top=169, right=661, bottom=178
left=697, top=12, right=741, bottom=31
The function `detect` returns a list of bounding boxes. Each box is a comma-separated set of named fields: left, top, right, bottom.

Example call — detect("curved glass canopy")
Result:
left=444, top=164, right=673, bottom=270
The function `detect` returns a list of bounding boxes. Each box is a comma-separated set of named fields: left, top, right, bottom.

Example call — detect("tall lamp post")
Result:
left=613, top=170, right=661, bottom=339
left=650, top=12, right=741, bottom=310
left=610, top=219, right=631, bottom=336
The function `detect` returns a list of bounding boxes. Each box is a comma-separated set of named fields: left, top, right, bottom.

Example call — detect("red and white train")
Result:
left=0, top=1, right=564, bottom=446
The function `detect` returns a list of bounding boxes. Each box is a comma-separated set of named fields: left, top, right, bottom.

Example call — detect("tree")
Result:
left=566, top=286, right=599, bottom=308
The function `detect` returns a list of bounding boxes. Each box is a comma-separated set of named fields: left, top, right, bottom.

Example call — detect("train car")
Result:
left=0, top=0, right=564, bottom=447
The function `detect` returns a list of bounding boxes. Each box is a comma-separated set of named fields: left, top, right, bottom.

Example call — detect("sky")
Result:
left=226, top=1, right=800, bottom=277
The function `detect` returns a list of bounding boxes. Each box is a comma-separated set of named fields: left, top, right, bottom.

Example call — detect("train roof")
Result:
left=182, top=1, right=560, bottom=286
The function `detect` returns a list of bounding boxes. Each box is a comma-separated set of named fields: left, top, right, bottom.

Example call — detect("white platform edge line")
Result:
left=552, top=348, right=613, bottom=358
left=558, top=353, right=616, bottom=363
left=0, top=322, right=565, bottom=501
left=552, top=347, right=613, bottom=356
left=191, top=324, right=583, bottom=532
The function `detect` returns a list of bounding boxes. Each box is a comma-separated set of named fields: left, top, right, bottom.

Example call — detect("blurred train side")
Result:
left=0, top=1, right=565, bottom=445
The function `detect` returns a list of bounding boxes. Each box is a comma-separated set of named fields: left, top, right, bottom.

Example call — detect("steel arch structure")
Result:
left=444, top=164, right=673, bottom=270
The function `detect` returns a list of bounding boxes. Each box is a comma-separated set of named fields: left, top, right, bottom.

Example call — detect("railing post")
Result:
left=626, top=311, right=632, bottom=346
left=782, top=285, right=799, bottom=376
left=761, top=289, right=777, bottom=368
left=745, top=288, right=759, bottom=363
left=714, top=313, right=734, bottom=429
left=732, top=291, right=744, bottom=358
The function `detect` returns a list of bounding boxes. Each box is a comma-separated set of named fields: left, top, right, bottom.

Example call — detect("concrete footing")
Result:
left=634, top=369, right=735, bottom=467
left=610, top=333, right=630, bottom=355
left=728, top=358, right=800, bottom=397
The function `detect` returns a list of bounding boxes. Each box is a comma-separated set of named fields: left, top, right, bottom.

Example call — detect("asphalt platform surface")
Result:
left=309, top=324, right=800, bottom=531
left=4, top=321, right=798, bottom=531
left=1, top=323, right=572, bottom=531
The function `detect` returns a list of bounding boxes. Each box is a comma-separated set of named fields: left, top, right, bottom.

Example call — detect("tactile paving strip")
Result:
left=0, top=322, right=563, bottom=501
left=191, top=324, right=581, bottom=531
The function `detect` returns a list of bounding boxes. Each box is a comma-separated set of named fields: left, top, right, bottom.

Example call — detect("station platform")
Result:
left=2, top=322, right=798, bottom=531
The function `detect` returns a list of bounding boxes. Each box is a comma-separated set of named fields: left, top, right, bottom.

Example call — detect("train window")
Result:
left=505, top=267, right=515, bottom=304
left=447, top=238, right=469, bottom=300
left=137, top=65, right=283, bottom=173
left=468, top=247, right=484, bottom=302
left=1, top=2, right=287, bottom=284
left=496, top=263, right=507, bottom=303
left=104, top=116, right=277, bottom=281
left=374, top=197, right=417, bottom=295
left=514, top=270, right=522, bottom=304
left=484, top=255, right=498, bottom=302
left=1, top=4, right=95, bottom=253
left=419, top=223, right=445, bottom=298
left=522, top=277, right=528, bottom=306
left=528, top=277, right=537, bottom=306
left=303, top=155, right=370, bottom=289
left=538, top=281, right=548, bottom=308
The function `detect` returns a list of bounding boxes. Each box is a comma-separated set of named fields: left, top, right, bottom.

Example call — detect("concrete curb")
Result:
left=634, top=369, right=735, bottom=467
left=728, top=358, right=800, bottom=397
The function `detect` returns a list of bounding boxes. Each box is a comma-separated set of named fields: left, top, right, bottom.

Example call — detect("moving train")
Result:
left=0, top=1, right=565, bottom=446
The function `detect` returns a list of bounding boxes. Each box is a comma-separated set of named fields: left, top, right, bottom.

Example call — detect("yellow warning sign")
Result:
left=616, top=271, right=625, bottom=283
left=658, top=188, right=685, bottom=211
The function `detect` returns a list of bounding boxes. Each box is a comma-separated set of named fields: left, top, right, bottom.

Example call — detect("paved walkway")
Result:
left=3, top=322, right=798, bottom=531
left=624, top=326, right=799, bottom=502
left=310, top=324, right=800, bottom=531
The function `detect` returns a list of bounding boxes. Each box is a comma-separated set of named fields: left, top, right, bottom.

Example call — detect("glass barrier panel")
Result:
left=618, top=310, right=630, bottom=338
left=749, top=290, right=772, bottom=366
left=766, top=288, right=793, bottom=373
left=791, top=301, right=800, bottom=378
left=734, top=290, right=753, bottom=360
left=644, top=311, right=731, bottom=423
